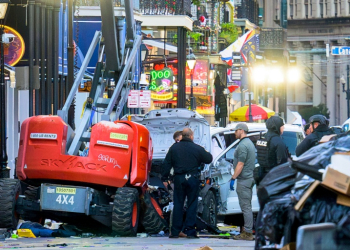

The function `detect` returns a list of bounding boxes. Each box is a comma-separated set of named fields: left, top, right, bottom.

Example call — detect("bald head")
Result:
left=182, top=128, right=194, bottom=140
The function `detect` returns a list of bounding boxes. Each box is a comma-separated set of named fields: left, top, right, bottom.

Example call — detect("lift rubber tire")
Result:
left=0, top=178, right=21, bottom=229
left=21, top=186, right=43, bottom=223
left=112, top=187, right=140, bottom=237
left=141, top=192, right=168, bottom=234
left=201, top=190, right=217, bottom=228
left=0, top=169, right=9, bottom=178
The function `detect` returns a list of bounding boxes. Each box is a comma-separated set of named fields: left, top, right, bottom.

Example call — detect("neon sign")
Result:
left=2, top=25, right=25, bottom=66
left=149, top=68, right=174, bottom=100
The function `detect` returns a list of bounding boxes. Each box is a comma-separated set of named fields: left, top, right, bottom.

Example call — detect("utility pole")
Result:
left=247, top=57, right=253, bottom=122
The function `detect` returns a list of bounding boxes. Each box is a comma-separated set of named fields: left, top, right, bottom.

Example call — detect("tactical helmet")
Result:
left=309, top=115, right=328, bottom=126
left=266, top=116, right=285, bottom=134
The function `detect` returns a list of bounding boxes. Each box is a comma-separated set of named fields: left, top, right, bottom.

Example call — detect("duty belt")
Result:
left=176, top=172, right=199, bottom=178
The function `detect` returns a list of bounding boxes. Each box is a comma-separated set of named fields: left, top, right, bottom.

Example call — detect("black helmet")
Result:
left=309, top=115, right=328, bottom=126
left=266, top=116, right=284, bottom=134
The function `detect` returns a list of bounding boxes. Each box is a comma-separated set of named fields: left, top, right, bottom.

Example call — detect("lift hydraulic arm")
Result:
left=57, top=0, right=142, bottom=156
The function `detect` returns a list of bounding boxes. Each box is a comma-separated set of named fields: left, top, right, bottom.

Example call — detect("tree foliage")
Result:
left=299, top=103, right=330, bottom=122
left=219, top=22, right=239, bottom=45
left=192, top=0, right=205, bottom=6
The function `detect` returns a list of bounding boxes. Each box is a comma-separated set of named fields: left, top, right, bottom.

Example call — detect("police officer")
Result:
left=230, top=123, right=256, bottom=241
left=295, top=115, right=332, bottom=157
left=173, top=131, right=183, bottom=143
left=255, top=116, right=288, bottom=250
left=161, top=128, right=212, bottom=238
left=255, top=116, right=288, bottom=185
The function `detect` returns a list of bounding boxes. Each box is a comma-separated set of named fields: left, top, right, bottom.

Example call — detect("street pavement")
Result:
left=0, top=236, right=255, bottom=249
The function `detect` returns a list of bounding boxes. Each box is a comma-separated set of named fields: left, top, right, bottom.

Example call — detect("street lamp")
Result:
left=187, top=52, right=196, bottom=110
left=0, top=0, right=10, bottom=178
left=139, top=44, right=149, bottom=88
left=268, top=67, right=284, bottom=84
left=287, top=67, right=301, bottom=83
left=252, top=65, right=266, bottom=84
left=140, top=43, right=149, bottom=63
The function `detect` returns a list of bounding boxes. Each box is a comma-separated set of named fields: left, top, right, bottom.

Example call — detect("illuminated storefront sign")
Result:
left=185, top=60, right=208, bottom=95
left=149, top=68, right=174, bottom=100
left=3, top=25, right=25, bottom=66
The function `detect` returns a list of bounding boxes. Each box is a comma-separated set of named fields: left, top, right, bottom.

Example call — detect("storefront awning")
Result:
left=143, top=39, right=178, bottom=53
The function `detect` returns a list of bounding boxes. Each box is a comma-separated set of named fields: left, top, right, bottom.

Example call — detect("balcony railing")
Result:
left=79, top=0, right=140, bottom=11
left=139, top=0, right=192, bottom=16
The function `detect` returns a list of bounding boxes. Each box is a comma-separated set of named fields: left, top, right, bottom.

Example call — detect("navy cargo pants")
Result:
left=171, top=173, right=199, bottom=237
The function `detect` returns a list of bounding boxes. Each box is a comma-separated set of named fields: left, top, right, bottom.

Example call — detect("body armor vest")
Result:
left=256, top=138, right=269, bottom=170
left=254, top=135, right=277, bottom=185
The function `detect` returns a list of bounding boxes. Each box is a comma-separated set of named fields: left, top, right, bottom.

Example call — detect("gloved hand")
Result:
left=230, top=179, right=235, bottom=191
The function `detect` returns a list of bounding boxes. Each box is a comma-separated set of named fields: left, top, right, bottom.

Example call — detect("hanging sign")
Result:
left=185, top=60, right=208, bottom=95
left=149, top=68, right=174, bottom=100
left=139, top=90, right=151, bottom=108
left=127, top=90, right=139, bottom=108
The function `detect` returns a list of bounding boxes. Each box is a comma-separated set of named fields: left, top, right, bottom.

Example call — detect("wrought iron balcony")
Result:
left=139, top=0, right=192, bottom=16
left=79, top=0, right=140, bottom=11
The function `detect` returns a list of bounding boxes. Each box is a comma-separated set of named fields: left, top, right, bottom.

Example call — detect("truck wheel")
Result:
left=112, top=187, right=140, bottom=236
left=0, top=169, right=10, bottom=178
left=0, top=178, right=21, bottom=229
left=141, top=192, right=168, bottom=234
left=21, top=186, right=43, bottom=223
left=201, top=190, right=217, bottom=227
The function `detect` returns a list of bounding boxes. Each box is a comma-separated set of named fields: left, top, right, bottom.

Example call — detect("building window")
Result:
left=295, top=3, right=298, bottom=15
left=310, top=2, right=312, bottom=16
left=320, top=1, right=323, bottom=17
left=290, top=3, right=294, bottom=17
left=305, top=2, right=308, bottom=17
left=335, top=2, right=338, bottom=16
left=325, top=3, right=327, bottom=15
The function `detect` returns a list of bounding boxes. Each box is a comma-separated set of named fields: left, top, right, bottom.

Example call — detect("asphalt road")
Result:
left=0, top=236, right=255, bottom=249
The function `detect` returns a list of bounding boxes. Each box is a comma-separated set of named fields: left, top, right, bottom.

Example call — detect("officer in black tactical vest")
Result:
left=254, top=116, right=289, bottom=186
left=295, top=115, right=333, bottom=157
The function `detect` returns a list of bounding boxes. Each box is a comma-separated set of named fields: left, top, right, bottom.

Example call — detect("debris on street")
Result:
left=255, top=132, right=350, bottom=249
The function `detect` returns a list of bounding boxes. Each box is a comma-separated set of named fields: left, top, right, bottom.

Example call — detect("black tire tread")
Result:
left=141, top=192, right=168, bottom=234
left=201, top=190, right=217, bottom=227
left=112, top=187, right=139, bottom=237
left=0, top=170, right=10, bottom=178
left=0, top=178, right=21, bottom=229
left=21, top=186, right=41, bottom=222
